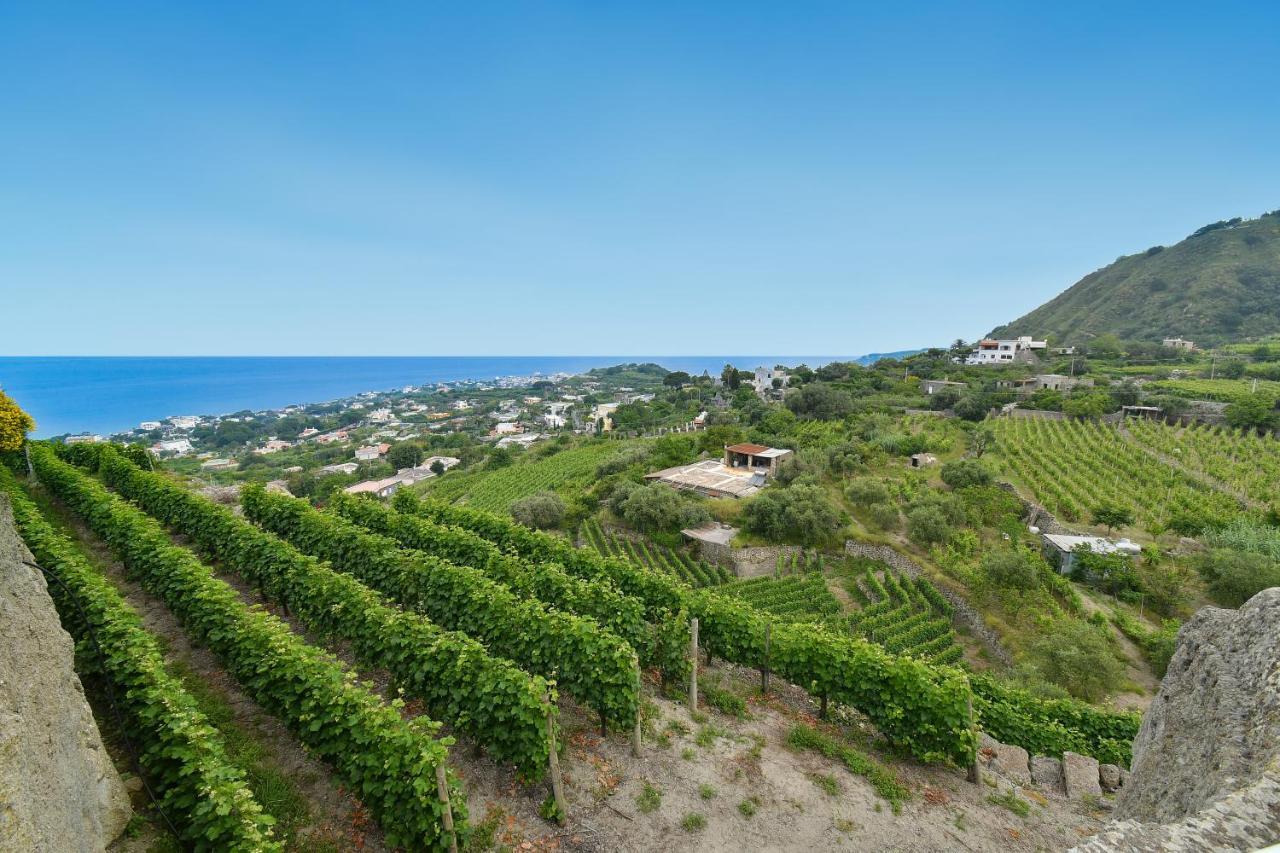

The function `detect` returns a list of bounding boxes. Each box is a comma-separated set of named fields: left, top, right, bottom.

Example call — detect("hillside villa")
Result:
left=963, top=336, right=1046, bottom=365
left=646, top=443, right=793, bottom=499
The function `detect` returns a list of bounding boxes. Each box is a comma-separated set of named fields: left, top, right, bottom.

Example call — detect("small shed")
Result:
left=1042, top=534, right=1141, bottom=574
left=1122, top=405, right=1162, bottom=420
left=910, top=453, right=939, bottom=468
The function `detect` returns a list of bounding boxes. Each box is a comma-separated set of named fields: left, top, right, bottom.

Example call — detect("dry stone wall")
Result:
left=0, top=493, right=131, bottom=851
left=842, top=540, right=1015, bottom=666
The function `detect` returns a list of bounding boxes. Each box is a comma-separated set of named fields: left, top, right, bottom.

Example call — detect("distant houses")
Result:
left=318, top=461, right=360, bottom=476
left=151, top=438, right=194, bottom=456
left=354, top=443, right=390, bottom=461
left=66, top=434, right=105, bottom=445
left=254, top=439, right=292, bottom=454
left=997, top=374, right=1094, bottom=394
left=963, top=336, right=1046, bottom=365
left=139, top=420, right=162, bottom=431
left=1162, top=337, right=1196, bottom=351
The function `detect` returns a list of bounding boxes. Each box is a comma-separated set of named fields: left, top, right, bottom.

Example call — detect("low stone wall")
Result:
left=720, top=544, right=809, bottom=580
left=843, top=540, right=1014, bottom=666
left=994, top=481, right=1071, bottom=535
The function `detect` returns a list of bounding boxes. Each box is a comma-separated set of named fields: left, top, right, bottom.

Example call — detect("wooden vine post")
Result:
left=434, top=764, right=459, bottom=853
left=544, top=695, right=569, bottom=821
left=761, top=621, right=772, bottom=694
left=631, top=657, right=643, bottom=757
left=965, top=693, right=981, bottom=786
left=688, top=617, right=699, bottom=711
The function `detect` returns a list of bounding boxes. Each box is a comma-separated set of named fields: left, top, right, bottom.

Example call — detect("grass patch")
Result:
left=698, top=784, right=716, bottom=800
left=737, top=798, right=758, bottom=818
left=695, top=723, right=726, bottom=748
left=680, top=812, right=706, bottom=832
left=681, top=747, right=696, bottom=761
left=987, top=789, right=1031, bottom=818
left=786, top=723, right=908, bottom=812
left=463, top=806, right=504, bottom=852
left=701, top=683, right=749, bottom=718
left=636, top=781, right=662, bottom=814
left=810, top=773, right=840, bottom=796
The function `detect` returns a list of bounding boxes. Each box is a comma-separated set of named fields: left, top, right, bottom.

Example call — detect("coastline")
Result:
left=0, top=355, right=911, bottom=438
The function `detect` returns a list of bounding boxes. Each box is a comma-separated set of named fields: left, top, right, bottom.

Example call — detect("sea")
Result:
left=0, top=355, right=916, bottom=439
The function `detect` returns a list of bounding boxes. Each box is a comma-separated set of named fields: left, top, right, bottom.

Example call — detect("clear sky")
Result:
left=2, top=2, right=1277, bottom=356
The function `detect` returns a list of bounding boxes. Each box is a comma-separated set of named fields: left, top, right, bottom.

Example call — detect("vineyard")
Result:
left=1146, top=377, right=1280, bottom=405
left=423, top=442, right=627, bottom=512
left=991, top=416, right=1243, bottom=530
left=1125, top=416, right=1280, bottom=506
left=580, top=518, right=732, bottom=587
left=847, top=565, right=964, bottom=666
left=721, top=572, right=842, bottom=623
left=29, top=445, right=467, bottom=851
left=395, top=490, right=1140, bottom=766
left=5, top=435, right=1151, bottom=849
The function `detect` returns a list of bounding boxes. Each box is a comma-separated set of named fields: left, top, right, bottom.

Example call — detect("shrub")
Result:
left=981, top=548, right=1041, bottom=591
left=1195, top=548, right=1280, bottom=607
left=1025, top=620, right=1125, bottom=702
left=510, top=491, right=566, bottom=530
left=867, top=502, right=901, bottom=531
left=940, top=459, right=992, bottom=489
left=847, top=478, right=890, bottom=507
left=906, top=505, right=951, bottom=546
left=618, top=483, right=709, bottom=533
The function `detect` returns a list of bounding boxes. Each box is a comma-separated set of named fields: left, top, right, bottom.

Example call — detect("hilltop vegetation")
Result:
left=991, top=211, right=1280, bottom=346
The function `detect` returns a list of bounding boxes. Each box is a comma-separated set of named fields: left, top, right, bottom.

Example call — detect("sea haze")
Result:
left=0, top=355, right=916, bottom=438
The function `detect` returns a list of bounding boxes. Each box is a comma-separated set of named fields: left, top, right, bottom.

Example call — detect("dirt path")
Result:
left=1075, top=588, right=1159, bottom=713
left=36, top=488, right=382, bottom=852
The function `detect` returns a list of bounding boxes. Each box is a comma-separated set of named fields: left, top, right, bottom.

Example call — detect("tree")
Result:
left=429, top=459, right=446, bottom=476
left=968, top=425, right=994, bottom=458
left=386, top=442, right=425, bottom=470
left=0, top=392, right=34, bottom=452
left=784, top=383, right=855, bottom=420
left=510, top=492, right=566, bottom=530
left=1026, top=619, right=1125, bottom=702
left=1086, top=334, right=1124, bottom=359
left=487, top=447, right=514, bottom=469
left=1092, top=502, right=1135, bottom=533
left=740, top=484, right=841, bottom=546
left=617, top=483, right=710, bottom=533
left=952, top=393, right=991, bottom=422
left=906, top=505, right=951, bottom=546
left=981, top=548, right=1041, bottom=590
left=929, top=387, right=961, bottom=411
left=940, top=459, right=992, bottom=489
left=720, top=364, right=742, bottom=390
left=1225, top=395, right=1274, bottom=431
left=663, top=370, right=692, bottom=388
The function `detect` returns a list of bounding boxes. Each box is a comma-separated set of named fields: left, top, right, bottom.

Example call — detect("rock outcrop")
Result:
left=0, top=493, right=131, bottom=852
left=1072, top=588, right=1280, bottom=852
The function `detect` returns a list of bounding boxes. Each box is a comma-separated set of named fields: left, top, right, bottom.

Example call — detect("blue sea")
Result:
left=0, top=355, right=907, bottom=438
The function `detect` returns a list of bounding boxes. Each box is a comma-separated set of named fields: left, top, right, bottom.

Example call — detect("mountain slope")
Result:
left=990, top=212, right=1280, bottom=345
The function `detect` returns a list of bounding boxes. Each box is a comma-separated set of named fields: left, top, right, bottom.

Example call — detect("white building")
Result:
left=65, top=434, right=104, bottom=445
left=1041, top=534, right=1142, bottom=574
left=255, top=439, right=291, bottom=454
left=201, top=458, right=238, bottom=471
left=354, top=444, right=389, bottom=462
left=1162, top=337, right=1195, bottom=351
left=152, top=438, right=194, bottom=456
left=343, top=477, right=403, bottom=499
left=318, top=461, right=360, bottom=476
left=139, top=421, right=162, bottom=431
left=964, top=336, right=1047, bottom=365
left=368, top=408, right=394, bottom=422
left=169, top=416, right=200, bottom=430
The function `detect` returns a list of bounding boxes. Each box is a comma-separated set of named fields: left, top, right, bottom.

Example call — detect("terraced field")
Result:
left=580, top=518, right=731, bottom=587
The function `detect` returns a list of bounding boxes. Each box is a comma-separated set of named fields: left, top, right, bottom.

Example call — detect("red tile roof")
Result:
left=725, top=442, right=770, bottom=455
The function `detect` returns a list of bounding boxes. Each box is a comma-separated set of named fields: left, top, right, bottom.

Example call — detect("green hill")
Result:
left=990, top=211, right=1280, bottom=346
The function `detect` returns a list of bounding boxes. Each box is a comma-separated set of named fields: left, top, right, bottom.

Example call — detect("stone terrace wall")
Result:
left=843, top=540, right=1014, bottom=666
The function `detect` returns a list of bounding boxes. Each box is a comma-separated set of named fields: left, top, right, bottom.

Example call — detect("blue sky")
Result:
left=2, top=2, right=1277, bottom=356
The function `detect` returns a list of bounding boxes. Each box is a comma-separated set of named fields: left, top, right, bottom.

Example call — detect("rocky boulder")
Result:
left=1072, top=588, right=1280, bottom=852
left=0, top=493, right=131, bottom=851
